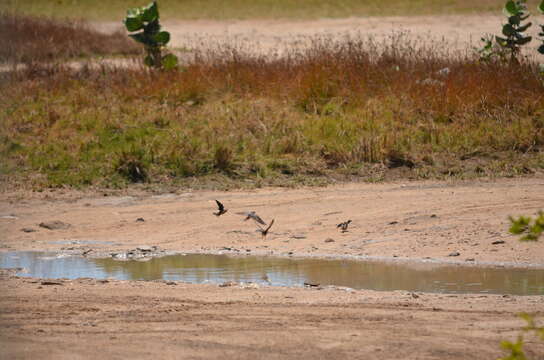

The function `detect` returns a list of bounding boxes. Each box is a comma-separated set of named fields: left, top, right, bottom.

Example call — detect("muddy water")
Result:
left=1, top=252, right=543, bottom=295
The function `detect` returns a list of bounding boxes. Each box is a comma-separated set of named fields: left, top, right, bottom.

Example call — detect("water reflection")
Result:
left=1, top=252, right=543, bottom=295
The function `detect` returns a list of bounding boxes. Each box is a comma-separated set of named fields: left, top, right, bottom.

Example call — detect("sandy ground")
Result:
left=1, top=272, right=543, bottom=359
left=1, top=178, right=544, bottom=358
left=96, top=14, right=543, bottom=54
left=2, top=177, right=544, bottom=266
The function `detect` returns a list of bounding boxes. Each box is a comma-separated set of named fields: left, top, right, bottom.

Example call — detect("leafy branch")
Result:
left=479, top=0, right=533, bottom=62
left=124, top=1, right=178, bottom=70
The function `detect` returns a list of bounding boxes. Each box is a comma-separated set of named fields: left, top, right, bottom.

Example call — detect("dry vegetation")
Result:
left=0, top=15, right=543, bottom=190
left=0, top=12, right=138, bottom=63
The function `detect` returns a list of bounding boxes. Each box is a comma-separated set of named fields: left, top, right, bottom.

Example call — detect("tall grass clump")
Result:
left=1, top=32, right=543, bottom=189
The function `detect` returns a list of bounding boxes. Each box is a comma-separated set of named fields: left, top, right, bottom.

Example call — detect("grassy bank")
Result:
left=1, top=33, right=543, bottom=190
left=0, top=0, right=511, bottom=21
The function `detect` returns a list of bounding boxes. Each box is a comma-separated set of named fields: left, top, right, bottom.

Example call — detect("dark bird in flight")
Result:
left=337, top=220, right=352, bottom=233
left=213, top=200, right=228, bottom=216
left=258, top=219, right=275, bottom=239
left=236, top=211, right=266, bottom=225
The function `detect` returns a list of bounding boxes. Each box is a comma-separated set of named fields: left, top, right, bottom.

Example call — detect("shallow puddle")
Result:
left=1, top=252, right=543, bottom=295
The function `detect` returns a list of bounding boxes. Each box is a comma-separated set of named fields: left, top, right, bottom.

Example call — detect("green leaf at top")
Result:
left=142, top=1, right=159, bottom=22
left=127, top=7, right=141, bottom=17
left=154, top=31, right=170, bottom=45
left=504, top=0, right=519, bottom=16
left=144, top=19, right=161, bottom=35
left=539, top=0, right=544, bottom=13
left=124, top=16, right=143, bottom=32
left=162, top=54, right=178, bottom=70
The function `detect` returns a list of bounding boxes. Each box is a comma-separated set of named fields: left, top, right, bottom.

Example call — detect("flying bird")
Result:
left=213, top=200, right=228, bottom=216
left=337, top=220, right=352, bottom=233
left=258, top=219, right=275, bottom=239
left=236, top=211, right=266, bottom=225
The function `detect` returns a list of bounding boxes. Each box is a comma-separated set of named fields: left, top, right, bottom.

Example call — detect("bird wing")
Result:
left=336, top=223, right=343, bottom=228
left=251, top=213, right=267, bottom=225
left=265, top=219, right=275, bottom=232
left=236, top=211, right=266, bottom=225
left=215, top=199, right=224, bottom=211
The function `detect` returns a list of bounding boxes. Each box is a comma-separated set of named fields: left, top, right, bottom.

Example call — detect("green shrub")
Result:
left=479, top=0, right=533, bottom=62
left=124, top=1, right=178, bottom=70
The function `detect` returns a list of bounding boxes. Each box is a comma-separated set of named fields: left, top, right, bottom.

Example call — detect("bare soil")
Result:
left=1, top=178, right=544, bottom=358
left=1, top=274, right=543, bottom=360
left=95, top=14, right=541, bottom=54
left=2, top=178, right=544, bottom=265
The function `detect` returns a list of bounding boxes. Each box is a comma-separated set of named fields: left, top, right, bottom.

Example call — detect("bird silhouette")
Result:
left=258, top=219, right=275, bottom=239
left=337, top=220, right=352, bottom=232
left=213, top=200, right=228, bottom=216
left=236, top=211, right=266, bottom=225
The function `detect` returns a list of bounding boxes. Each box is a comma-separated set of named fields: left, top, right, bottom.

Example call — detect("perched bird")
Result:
left=258, top=219, right=275, bottom=239
left=213, top=199, right=228, bottom=216
left=236, top=211, right=266, bottom=225
left=337, top=220, right=352, bottom=233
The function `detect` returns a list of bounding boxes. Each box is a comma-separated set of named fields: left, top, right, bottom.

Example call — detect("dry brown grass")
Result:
left=1, top=33, right=543, bottom=190
left=0, top=12, right=139, bottom=64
